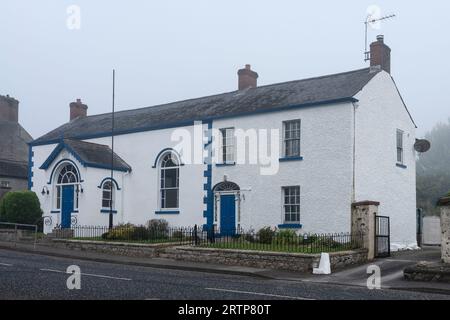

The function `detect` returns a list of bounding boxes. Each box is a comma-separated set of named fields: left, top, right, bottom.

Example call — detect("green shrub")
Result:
left=313, top=236, right=341, bottom=249
left=172, top=230, right=184, bottom=239
left=147, top=219, right=168, bottom=232
left=147, top=219, right=169, bottom=238
left=276, top=229, right=299, bottom=245
left=105, top=223, right=135, bottom=240
left=299, top=234, right=318, bottom=245
left=257, top=227, right=275, bottom=244
left=0, top=191, right=42, bottom=225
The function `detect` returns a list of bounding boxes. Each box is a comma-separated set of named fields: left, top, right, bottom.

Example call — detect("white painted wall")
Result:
left=212, top=102, right=355, bottom=234
left=422, top=216, right=441, bottom=246
left=354, top=71, right=417, bottom=245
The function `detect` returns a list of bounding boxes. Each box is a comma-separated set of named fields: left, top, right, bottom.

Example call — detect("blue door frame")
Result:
left=220, top=194, right=236, bottom=236
left=61, top=185, right=74, bottom=229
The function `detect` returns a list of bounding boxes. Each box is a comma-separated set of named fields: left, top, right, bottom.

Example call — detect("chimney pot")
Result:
left=238, top=64, right=259, bottom=90
left=69, top=99, right=88, bottom=121
left=370, top=35, right=391, bottom=74
left=0, top=94, right=19, bottom=123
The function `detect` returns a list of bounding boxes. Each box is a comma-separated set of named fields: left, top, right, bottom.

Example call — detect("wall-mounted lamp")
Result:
left=41, top=186, right=49, bottom=196
left=76, top=184, right=84, bottom=195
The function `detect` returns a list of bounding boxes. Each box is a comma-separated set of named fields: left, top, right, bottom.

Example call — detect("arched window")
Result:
left=57, top=164, right=79, bottom=184
left=54, top=163, right=80, bottom=210
left=102, top=181, right=115, bottom=209
left=159, top=153, right=179, bottom=209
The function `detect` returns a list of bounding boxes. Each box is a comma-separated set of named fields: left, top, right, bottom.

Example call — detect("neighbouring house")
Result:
left=30, top=35, right=417, bottom=245
left=0, top=95, right=33, bottom=200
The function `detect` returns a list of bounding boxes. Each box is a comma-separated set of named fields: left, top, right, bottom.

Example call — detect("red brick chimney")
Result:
left=0, top=95, right=19, bottom=122
left=238, top=64, right=258, bottom=90
left=370, top=35, right=391, bottom=73
left=69, top=99, right=88, bottom=121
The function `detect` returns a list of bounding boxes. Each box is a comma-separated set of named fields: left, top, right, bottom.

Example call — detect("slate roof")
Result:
left=0, top=120, right=33, bottom=161
left=40, top=139, right=132, bottom=172
left=0, top=159, right=28, bottom=179
left=33, top=68, right=380, bottom=145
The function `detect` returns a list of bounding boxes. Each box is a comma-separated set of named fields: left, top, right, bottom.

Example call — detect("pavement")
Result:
left=0, top=240, right=449, bottom=298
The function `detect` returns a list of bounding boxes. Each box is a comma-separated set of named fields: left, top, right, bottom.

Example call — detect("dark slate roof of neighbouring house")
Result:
left=39, top=139, right=132, bottom=172
left=33, top=68, right=380, bottom=145
left=0, top=120, right=33, bottom=161
left=0, top=159, right=28, bottom=179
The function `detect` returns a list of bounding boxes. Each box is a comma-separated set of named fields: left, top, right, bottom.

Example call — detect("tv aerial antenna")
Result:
left=364, top=13, right=396, bottom=61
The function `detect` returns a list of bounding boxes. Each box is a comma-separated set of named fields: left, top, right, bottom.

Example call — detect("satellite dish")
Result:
left=414, top=139, right=431, bottom=153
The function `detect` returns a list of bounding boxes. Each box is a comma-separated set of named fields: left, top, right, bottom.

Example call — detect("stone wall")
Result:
left=439, top=198, right=450, bottom=264
left=351, top=201, right=379, bottom=260
left=161, top=247, right=368, bottom=273
left=50, top=239, right=166, bottom=258
left=47, top=239, right=368, bottom=273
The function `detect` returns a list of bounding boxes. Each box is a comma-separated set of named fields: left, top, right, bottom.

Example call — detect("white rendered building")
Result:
left=30, top=36, right=417, bottom=245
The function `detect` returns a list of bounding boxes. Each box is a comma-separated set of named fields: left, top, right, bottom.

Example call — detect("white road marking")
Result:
left=205, top=287, right=315, bottom=300
left=40, top=268, right=132, bottom=281
left=0, top=262, right=13, bottom=267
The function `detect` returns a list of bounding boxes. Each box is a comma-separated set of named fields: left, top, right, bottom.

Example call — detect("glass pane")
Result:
left=164, top=168, right=178, bottom=188
left=165, top=189, right=179, bottom=208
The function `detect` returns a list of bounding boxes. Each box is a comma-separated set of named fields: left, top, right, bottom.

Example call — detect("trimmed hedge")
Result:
left=0, top=191, right=43, bottom=225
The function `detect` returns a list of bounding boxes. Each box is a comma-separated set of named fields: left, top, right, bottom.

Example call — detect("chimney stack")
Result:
left=69, top=98, right=88, bottom=121
left=370, top=35, right=391, bottom=73
left=0, top=95, right=19, bottom=123
left=238, top=64, right=258, bottom=90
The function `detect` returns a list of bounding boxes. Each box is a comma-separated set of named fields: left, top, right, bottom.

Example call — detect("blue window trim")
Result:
left=215, top=162, right=236, bottom=167
left=203, top=121, right=214, bottom=227
left=152, top=148, right=184, bottom=168
left=396, top=163, right=407, bottom=169
left=30, top=98, right=358, bottom=147
left=279, top=156, right=304, bottom=162
left=155, top=210, right=180, bottom=215
left=101, top=209, right=117, bottom=214
left=97, top=177, right=121, bottom=190
left=45, top=159, right=83, bottom=185
left=278, top=224, right=302, bottom=229
left=27, top=145, right=34, bottom=190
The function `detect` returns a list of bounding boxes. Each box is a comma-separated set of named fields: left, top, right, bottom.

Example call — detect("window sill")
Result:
left=215, top=162, right=236, bottom=167
left=396, top=163, right=407, bottom=169
left=155, top=210, right=180, bottom=215
left=279, top=156, right=303, bottom=162
left=50, top=210, right=60, bottom=214
left=278, top=224, right=302, bottom=229
left=101, top=209, right=117, bottom=214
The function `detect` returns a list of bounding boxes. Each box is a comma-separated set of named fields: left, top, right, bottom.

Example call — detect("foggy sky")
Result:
left=1, top=1, right=449, bottom=139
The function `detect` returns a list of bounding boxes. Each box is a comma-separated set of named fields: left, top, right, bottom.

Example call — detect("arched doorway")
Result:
left=54, top=162, right=80, bottom=228
left=213, top=181, right=240, bottom=235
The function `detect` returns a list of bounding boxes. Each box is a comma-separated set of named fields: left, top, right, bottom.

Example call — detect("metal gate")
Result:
left=375, top=215, right=390, bottom=258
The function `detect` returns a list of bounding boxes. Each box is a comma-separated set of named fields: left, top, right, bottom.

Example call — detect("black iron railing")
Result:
left=52, top=224, right=364, bottom=253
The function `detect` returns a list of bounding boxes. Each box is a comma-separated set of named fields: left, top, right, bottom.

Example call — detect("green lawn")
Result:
left=71, top=236, right=190, bottom=244
left=200, top=241, right=360, bottom=254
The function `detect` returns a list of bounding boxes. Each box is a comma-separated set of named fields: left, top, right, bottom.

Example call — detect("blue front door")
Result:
left=220, top=194, right=236, bottom=235
left=61, top=185, right=74, bottom=229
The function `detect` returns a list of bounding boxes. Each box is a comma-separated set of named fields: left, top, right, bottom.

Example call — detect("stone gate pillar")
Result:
left=437, top=196, right=450, bottom=264
left=351, top=201, right=380, bottom=260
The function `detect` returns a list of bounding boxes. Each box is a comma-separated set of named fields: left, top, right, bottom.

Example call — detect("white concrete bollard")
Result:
left=313, top=252, right=331, bottom=275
